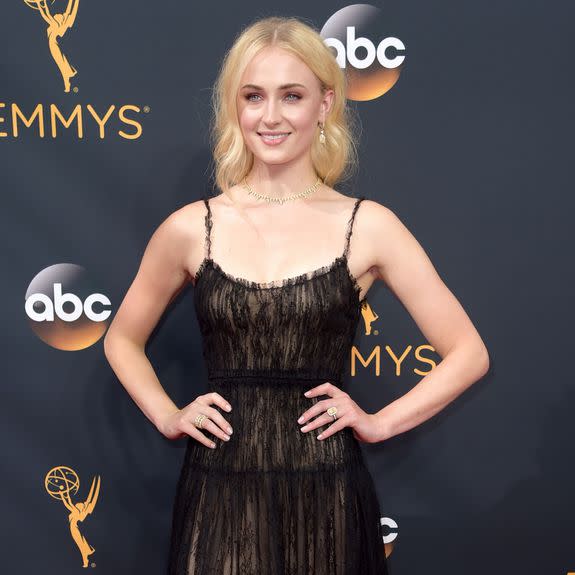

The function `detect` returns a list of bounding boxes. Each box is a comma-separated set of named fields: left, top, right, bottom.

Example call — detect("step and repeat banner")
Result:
left=2, top=1, right=573, bottom=573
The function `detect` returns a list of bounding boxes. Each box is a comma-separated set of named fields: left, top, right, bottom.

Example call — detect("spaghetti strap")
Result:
left=201, top=196, right=212, bottom=259
left=343, top=196, right=366, bottom=259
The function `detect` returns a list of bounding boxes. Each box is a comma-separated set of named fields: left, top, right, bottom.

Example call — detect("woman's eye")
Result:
left=245, top=93, right=301, bottom=102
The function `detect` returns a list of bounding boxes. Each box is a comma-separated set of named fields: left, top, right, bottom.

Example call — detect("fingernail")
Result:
left=297, top=416, right=304, bottom=423
left=224, top=434, right=230, bottom=441
left=227, top=427, right=233, bottom=434
left=210, top=442, right=216, bottom=448
left=317, top=434, right=323, bottom=440
left=225, top=404, right=232, bottom=411
left=304, top=391, right=310, bottom=396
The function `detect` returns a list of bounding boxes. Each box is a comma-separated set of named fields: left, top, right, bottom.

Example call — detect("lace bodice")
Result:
left=193, top=196, right=367, bottom=383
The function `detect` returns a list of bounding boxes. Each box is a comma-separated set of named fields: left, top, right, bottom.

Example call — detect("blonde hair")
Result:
left=208, top=16, right=360, bottom=197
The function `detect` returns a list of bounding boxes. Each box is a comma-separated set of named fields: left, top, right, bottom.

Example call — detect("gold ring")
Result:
left=194, top=414, right=207, bottom=429
left=327, top=406, right=338, bottom=420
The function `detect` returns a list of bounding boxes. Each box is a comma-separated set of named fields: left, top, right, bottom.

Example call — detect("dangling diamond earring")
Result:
left=319, top=122, right=326, bottom=144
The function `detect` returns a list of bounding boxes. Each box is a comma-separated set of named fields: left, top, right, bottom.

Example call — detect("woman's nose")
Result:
left=263, top=99, right=281, bottom=124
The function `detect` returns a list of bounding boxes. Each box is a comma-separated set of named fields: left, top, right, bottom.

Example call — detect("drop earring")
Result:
left=319, top=122, right=326, bottom=144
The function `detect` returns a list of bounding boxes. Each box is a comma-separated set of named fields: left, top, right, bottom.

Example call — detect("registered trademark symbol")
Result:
left=373, top=330, right=379, bottom=336
left=143, top=105, right=151, bottom=113
left=73, top=86, right=79, bottom=93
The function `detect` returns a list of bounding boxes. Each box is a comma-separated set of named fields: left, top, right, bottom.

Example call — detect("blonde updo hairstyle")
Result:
left=209, top=16, right=360, bottom=197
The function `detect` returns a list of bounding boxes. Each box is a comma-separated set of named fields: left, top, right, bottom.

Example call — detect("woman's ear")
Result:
left=319, top=89, right=335, bottom=123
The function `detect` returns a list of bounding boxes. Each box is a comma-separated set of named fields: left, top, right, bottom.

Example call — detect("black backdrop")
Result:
left=2, top=1, right=574, bottom=573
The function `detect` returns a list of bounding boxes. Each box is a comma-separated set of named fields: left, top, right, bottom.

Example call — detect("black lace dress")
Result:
left=167, top=196, right=388, bottom=575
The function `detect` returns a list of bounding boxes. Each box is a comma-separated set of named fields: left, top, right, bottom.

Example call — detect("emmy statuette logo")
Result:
left=23, top=0, right=81, bottom=93
left=44, top=465, right=101, bottom=568
left=359, top=299, right=379, bottom=335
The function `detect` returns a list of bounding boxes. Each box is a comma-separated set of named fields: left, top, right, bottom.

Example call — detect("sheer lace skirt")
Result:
left=166, top=377, right=388, bottom=575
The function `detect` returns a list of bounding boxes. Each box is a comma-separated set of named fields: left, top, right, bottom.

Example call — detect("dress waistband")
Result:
left=207, top=368, right=343, bottom=386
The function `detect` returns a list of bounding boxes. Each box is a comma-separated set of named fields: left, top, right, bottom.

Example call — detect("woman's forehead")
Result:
left=241, top=50, right=316, bottom=89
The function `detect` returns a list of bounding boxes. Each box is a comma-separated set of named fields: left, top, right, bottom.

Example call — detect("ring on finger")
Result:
left=327, top=406, right=338, bottom=420
left=194, top=414, right=208, bottom=429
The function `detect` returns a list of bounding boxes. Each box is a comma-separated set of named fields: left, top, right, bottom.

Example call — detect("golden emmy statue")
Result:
left=24, top=0, right=80, bottom=93
left=360, top=300, right=379, bottom=335
left=45, top=466, right=101, bottom=568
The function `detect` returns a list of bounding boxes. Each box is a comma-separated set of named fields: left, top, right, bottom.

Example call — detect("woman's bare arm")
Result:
left=360, top=200, right=491, bottom=442
left=103, top=204, right=198, bottom=432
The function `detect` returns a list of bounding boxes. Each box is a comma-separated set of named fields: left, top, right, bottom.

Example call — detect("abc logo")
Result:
left=321, top=4, right=406, bottom=101
left=25, top=263, right=111, bottom=351
left=324, top=27, right=405, bottom=70
left=381, top=516, right=399, bottom=545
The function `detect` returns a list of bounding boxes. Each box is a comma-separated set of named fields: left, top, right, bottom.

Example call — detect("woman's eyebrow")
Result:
left=240, top=83, right=307, bottom=91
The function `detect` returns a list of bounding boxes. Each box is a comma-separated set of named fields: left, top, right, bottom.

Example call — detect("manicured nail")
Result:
left=297, top=416, right=304, bottom=423
left=227, top=427, right=233, bottom=434
left=225, top=404, right=232, bottom=411
left=317, top=434, right=323, bottom=440
left=304, top=391, right=310, bottom=396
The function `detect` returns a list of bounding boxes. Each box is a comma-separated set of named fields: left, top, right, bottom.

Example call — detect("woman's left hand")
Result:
left=298, top=382, right=381, bottom=444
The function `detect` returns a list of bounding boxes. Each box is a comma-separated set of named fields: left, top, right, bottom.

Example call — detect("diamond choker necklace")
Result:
left=241, top=176, right=323, bottom=205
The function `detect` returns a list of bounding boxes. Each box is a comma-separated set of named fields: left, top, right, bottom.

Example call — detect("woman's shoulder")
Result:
left=170, top=198, right=208, bottom=223
left=154, top=198, right=212, bottom=249
left=322, top=188, right=394, bottom=218
left=334, top=190, right=395, bottom=220
left=320, top=192, right=403, bottom=249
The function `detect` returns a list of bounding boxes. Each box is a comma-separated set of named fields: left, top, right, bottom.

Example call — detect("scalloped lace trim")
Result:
left=194, top=254, right=366, bottom=305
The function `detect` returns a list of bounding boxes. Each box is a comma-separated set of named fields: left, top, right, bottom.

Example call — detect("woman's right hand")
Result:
left=158, top=392, right=234, bottom=447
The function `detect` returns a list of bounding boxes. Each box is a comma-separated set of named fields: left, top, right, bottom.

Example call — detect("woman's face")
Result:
left=236, top=46, right=334, bottom=167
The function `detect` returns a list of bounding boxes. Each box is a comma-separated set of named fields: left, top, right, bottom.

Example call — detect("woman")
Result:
left=103, top=16, right=490, bottom=575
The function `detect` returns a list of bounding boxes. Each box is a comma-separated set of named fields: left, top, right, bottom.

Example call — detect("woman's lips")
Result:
left=258, top=132, right=290, bottom=146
